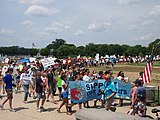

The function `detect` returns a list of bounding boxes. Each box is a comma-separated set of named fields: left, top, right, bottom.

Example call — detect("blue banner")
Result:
left=69, top=79, right=131, bottom=104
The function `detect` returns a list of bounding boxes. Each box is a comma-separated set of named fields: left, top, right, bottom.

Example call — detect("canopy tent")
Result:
left=18, top=58, right=30, bottom=63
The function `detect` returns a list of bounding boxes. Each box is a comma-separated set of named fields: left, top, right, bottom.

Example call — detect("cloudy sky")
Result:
left=0, top=0, right=160, bottom=48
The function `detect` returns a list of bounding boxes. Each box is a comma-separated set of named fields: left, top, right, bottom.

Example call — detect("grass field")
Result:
left=88, top=61, right=160, bottom=85
left=87, top=62, right=160, bottom=104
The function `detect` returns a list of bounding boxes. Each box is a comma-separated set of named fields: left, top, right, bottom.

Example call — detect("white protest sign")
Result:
left=95, top=54, right=99, bottom=61
left=29, top=57, right=36, bottom=62
left=41, top=57, right=56, bottom=68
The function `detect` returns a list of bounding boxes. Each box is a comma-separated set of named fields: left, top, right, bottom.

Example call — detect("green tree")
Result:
left=84, top=43, right=98, bottom=57
left=77, top=46, right=85, bottom=56
left=40, top=48, right=49, bottom=56
left=57, top=45, right=76, bottom=58
left=29, top=48, right=38, bottom=57
left=46, top=38, right=66, bottom=56
left=147, top=39, right=160, bottom=55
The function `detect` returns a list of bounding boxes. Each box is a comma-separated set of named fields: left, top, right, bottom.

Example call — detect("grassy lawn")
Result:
left=87, top=63, right=160, bottom=105
left=155, top=90, right=160, bottom=105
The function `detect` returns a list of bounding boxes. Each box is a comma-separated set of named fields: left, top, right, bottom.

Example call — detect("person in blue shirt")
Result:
left=103, top=70, right=116, bottom=112
left=0, top=68, right=16, bottom=112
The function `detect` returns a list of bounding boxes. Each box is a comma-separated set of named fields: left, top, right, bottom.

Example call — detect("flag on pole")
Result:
left=142, top=47, right=154, bottom=84
left=32, top=43, right=36, bottom=48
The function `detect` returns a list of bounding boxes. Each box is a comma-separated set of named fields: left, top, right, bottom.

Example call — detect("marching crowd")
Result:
left=0, top=59, right=146, bottom=117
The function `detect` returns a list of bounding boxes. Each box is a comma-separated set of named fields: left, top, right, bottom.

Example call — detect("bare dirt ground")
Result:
left=0, top=92, right=160, bottom=120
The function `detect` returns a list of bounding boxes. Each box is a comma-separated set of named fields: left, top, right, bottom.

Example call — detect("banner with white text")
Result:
left=69, top=79, right=131, bottom=104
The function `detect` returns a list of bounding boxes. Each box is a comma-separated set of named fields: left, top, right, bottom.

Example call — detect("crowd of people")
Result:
left=0, top=58, right=147, bottom=117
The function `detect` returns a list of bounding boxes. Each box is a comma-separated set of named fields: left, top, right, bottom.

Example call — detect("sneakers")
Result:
left=37, top=108, right=41, bottom=113
left=40, top=107, right=45, bottom=111
left=0, top=105, right=4, bottom=110
left=10, top=108, right=16, bottom=112
left=111, top=107, right=116, bottom=112
left=94, top=101, right=97, bottom=107
left=68, top=106, right=72, bottom=112
left=37, top=107, right=45, bottom=113
left=33, top=96, right=37, bottom=99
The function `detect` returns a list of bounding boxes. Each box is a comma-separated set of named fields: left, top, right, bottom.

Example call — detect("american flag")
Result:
left=142, top=48, right=154, bottom=84
left=32, top=43, right=36, bottom=47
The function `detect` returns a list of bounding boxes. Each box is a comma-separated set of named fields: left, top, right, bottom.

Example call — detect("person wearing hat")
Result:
left=130, top=79, right=142, bottom=107
left=28, top=66, right=37, bottom=98
left=128, top=79, right=146, bottom=116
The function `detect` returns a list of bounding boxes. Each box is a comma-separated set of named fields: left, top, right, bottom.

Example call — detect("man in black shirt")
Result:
left=36, top=71, right=46, bottom=112
left=46, top=67, right=57, bottom=102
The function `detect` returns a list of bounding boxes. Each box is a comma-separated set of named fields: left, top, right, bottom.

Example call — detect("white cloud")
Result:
left=141, top=20, right=154, bottom=26
left=139, top=34, right=153, bottom=41
left=128, top=24, right=137, bottom=31
left=21, top=20, right=33, bottom=25
left=0, top=29, right=15, bottom=34
left=16, top=0, right=55, bottom=5
left=24, top=5, right=60, bottom=17
left=148, top=5, right=160, bottom=16
left=44, top=21, right=72, bottom=33
left=35, top=31, right=50, bottom=36
left=88, top=21, right=111, bottom=32
left=118, top=0, right=141, bottom=5
left=74, top=30, right=84, bottom=35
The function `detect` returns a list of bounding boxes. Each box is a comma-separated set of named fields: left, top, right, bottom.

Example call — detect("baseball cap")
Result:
left=134, top=79, right=142, bottom=85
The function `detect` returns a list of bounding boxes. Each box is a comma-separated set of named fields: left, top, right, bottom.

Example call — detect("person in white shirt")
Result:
left=28, top=66, right=36, bottom=98
left=82, top=69, right=91, bottom=108
left=116, top=71, right=129, bottom=107
left=82, top=69, right=91, bottom=82
left=19, top=70, right=32, bottom=104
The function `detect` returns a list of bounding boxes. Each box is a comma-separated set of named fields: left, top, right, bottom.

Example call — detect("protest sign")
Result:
left=41, top=57, right=56, bottom=69
left=69, top=79, right=131, bottom=104
left=29, top=57, right=36, bottom=62
left=112, top=79, right=131, bottom=99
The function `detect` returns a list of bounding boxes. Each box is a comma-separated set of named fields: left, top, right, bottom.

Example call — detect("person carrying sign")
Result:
left=103, top=70, right=116, bottom=112
left=19, top=70, right=32, bottom=104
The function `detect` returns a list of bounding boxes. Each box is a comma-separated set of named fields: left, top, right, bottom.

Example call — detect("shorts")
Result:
left=48, top=84, right=56, bottom=95
left=58, top=87, right=62, bottom=92
left=61, top=91, right=68, bottom=99
left=6, top=89, right=13, bottom=99
left=36, top=93, right=46, bottom=100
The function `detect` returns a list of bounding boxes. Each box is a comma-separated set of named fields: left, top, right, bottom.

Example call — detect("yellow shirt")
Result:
left=18, top=64, right=23, bottom=71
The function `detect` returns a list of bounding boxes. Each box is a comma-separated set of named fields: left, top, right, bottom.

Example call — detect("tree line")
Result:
left=0, top=38, right=160, bottom=58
